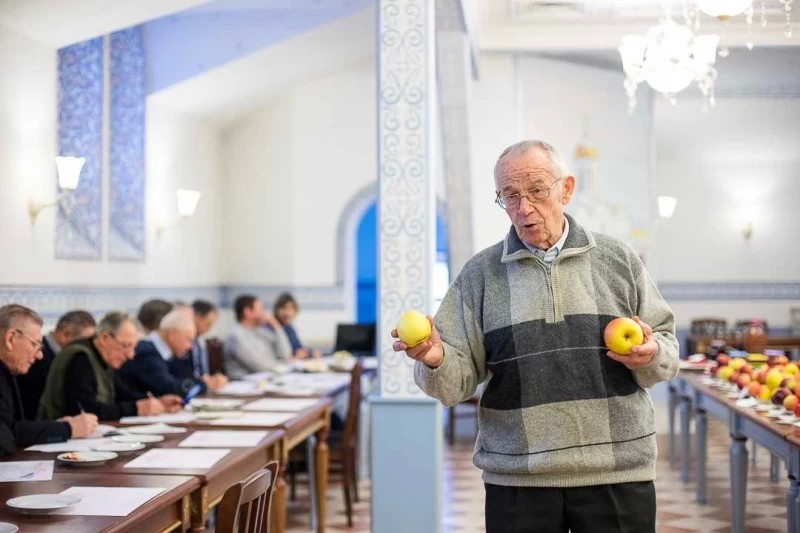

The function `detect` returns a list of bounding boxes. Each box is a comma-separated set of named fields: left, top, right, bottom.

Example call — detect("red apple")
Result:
left=748, top=381, right=762, bottom=397
left=717, top=355, right=730, bottom=366
left=737, top=374, right=752, bottom=390
left=772, top=388, right=791, bottom=406
left=729, top=372, right=740, bottom=384
left=756, top=369, right=769, bottom=384
left=794, top=402, right=800, bottom=417
left=604, top=318, right=644, bottom=355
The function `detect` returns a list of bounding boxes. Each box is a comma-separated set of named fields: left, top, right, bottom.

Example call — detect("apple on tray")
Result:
left=603, top=317, right=644, bottom=355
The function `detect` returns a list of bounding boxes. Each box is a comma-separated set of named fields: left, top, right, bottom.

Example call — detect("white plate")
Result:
left=7, top=494, right=81, bottom=514
left=0, top=522, right=18, bottom=532
left=92, top=442, right=146, bottom=454
left=189, top=399, right=244, bottom=411
left=57, top=451, right=118, bottom=466
left=125, top=423, right=187, bottom=435
left=113, top=434, right=164, bottom=444
left=755, top=404, right=772, bottom=412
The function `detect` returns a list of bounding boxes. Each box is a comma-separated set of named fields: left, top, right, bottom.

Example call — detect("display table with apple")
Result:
left=670, top=371, right=800, bottom=533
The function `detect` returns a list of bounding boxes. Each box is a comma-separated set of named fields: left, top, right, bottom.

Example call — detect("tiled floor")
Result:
left=286, top=416, right=788, bottom=532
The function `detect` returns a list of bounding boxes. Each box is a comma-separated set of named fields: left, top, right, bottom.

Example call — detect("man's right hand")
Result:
left=136, top=397, right=165, bottom=416
left=63, top=413, right=99, bottom=439
left=391, top=316, right=445, bottom=368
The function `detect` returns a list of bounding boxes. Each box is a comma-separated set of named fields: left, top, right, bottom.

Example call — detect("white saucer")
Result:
left=57, top=451, right=118, bottom=466
left=113, top=434, right=164, bottom=444
left=7, top=494, right=81, bottom=514
left=92, top=442, right=145, bottom=454
left=0, top=522, right=18, bottom=532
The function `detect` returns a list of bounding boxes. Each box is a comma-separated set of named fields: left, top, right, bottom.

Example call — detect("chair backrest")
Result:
left=342, top=361, right=363, bottom=449
left=216, top=461, right=279, bottom=533
left=207, top=337, right=225, bottom=376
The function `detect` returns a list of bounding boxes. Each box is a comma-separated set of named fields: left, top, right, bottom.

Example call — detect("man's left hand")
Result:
left=606, top=316, right=658, bottom=370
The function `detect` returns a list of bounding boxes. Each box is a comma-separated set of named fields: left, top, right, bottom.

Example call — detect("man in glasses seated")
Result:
left=39, top=311, right=182, bottom=421
left=16, top=309, right=96, bottom=421
left=0, top=304, right=98, bottom=455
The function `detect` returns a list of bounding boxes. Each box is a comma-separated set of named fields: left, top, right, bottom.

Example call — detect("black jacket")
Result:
left=16, top=337, right=58, bottom=421
left=119, top=339, right=204, bottom=398
left=0, top=361, right=70, bottom=456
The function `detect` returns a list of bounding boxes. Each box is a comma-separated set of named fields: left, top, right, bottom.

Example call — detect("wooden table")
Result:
left=187, top=397, right=332, bottom=533
left=0, top=472, right=198, bottom=532
left=12, top=429, right=283, bottom=533
left=670, top=372, right=800, bottom=533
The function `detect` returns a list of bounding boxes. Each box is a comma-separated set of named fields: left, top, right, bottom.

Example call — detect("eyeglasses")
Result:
left=106, top=333, right=136, bottom=352
left=495, top=178, right=563, bottom=209
left=13, top=329, right=42, bottom=352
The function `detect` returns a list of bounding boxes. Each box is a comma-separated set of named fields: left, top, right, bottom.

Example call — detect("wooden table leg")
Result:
left=190, top=486, right=208, bottom=533
left=315, top=415, right=330, bottom=533
left=271, top=439, right=288, bottom=533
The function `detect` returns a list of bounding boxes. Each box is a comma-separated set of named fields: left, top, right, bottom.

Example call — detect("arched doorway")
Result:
left=355, top=201, right=449, bottom=323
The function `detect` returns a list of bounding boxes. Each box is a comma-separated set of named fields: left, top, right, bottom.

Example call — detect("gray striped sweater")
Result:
left=415, top=214, right=679, bottom=487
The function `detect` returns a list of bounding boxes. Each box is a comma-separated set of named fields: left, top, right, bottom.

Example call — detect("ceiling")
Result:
left=0, top=0, right=209, bottom=48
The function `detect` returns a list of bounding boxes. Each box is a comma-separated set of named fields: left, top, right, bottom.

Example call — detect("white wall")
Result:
left=468, top=53, right=652, bottom=254
left=0, top=24, right=223, bottom=287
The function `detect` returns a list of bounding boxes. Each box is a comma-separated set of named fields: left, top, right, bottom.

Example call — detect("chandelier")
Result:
left=618, top=18, right=720, bottom=113
left=688, top=0, right=794, bottom=50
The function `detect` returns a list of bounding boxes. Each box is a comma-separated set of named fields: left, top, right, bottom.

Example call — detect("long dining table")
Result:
left=669, top=371, right=800, bottom=533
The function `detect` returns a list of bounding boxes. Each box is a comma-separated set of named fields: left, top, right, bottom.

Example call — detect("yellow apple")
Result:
left=603, top=317, right=644, bottom=355
left=396, top=310, right=432, bottom=348
left=729, top=358, right=747, bottom=371
left=718, top=366, right=736, bottom=382
left=786, top=363, right=799, bottom=376
left=766, top=369, right=785, bottom=391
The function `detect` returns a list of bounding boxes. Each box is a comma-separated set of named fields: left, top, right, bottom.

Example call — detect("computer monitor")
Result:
left=334, top=323, right=376, bottom=355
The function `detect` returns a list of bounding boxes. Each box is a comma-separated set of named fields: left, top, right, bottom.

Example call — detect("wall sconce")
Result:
left=156, top=189, right=201, bottom=238
left=28, top=156, right=85, bottom=224
left=657, top=196, right=678, bottom=219
left=742, top=220, right=753, bottom=240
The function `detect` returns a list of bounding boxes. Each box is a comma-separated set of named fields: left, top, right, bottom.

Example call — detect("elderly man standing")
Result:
left=39, top=311, right=182, bottom=421
left=393, top=140, right=679, bottom=533
left=17, top=310, right=96, bottom=421
left=120, top=308, right=225, bottom=396
left=223, top=294, right=292, bottom=380
left=0, top=305, right=97, bottom=455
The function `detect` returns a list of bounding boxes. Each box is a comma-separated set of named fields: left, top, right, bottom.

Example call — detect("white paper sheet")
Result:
left=242, top=398, right=319, bottom=412
left=0, top=460, right=53, bottom=482
left=119, top=412, right=196, bottom=424
left=54, top=486, right=165, bottom=516
left=216, top=381, right=264, bottom=396
left=258, top=385, right=317, bottom=397
left=208, top=413, right=295, bottom=427
left=124, top=448, right=230, bottom=470
left=25, top=438, right=114, bottom=453
left=179, top=430, right=269, bottom=448
left=241, top=372, right=274, bottom=383
left=121, top=423, right=187, bottom=434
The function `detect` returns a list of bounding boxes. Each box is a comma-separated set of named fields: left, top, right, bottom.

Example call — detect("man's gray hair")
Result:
left=159, top=308, right=195, bottom=332
left=494, top=140, right=571, bottom=181
left=0, top=304, right=43, bottom=332
left=96, top=311, right=138, bottom=336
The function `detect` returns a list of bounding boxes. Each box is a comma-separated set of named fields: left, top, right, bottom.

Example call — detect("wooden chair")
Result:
left=289, top=361, right=363, bottom=527
left=216, top=461, right=280, bottom=533
left=447, top=389, right=481, bottom=445
left=207, top=337, right=226, bottom=376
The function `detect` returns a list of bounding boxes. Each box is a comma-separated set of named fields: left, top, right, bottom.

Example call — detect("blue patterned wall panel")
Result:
left=109, top=27, right=146, bottom=261
left=56, top=37, right=104, bottom=260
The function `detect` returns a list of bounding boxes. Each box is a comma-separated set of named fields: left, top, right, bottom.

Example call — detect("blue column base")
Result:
left=370, top=396, right=442, bottom=533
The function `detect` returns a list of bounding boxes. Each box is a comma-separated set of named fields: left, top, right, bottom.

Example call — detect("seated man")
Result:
left=168, top=300, right=228, bottom=390
left=17, top=310, right=96, bottom=421
left=0, top=305, right=97, bottom=455
left=120, top=309, right=225, bottom=396
left=136, top=299, right=174, bottom=335
left=223, top=294, right=293, bottom=380
left=39, top=311, right=182, bottom=421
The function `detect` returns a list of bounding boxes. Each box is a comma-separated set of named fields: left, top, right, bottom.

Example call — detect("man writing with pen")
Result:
left=119, top=308, right=227, bottom=400
left=39, top=311, right=183, bottom=421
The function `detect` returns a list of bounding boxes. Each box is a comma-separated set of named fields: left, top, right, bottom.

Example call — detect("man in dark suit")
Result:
left=0, top=304, right=97, bottom=455
left=120, top=308, right=224, bottom=397
left=168, top=300, right=227, bottom=389
left=16, top=310, right=95, bottom=420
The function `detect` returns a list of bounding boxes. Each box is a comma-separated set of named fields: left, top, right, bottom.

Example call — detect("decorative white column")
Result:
left=371, top=1, right=441, bottom=531
left=377, top=0, right=436, bottom=398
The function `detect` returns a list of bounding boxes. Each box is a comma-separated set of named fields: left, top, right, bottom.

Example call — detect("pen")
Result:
left=146, top=391, right=156, bottom=400
left=77, top=401, right=85, bottom=414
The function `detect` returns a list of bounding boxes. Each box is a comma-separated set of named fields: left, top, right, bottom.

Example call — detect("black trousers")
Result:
left=485, top=481, right=656, bottom=533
